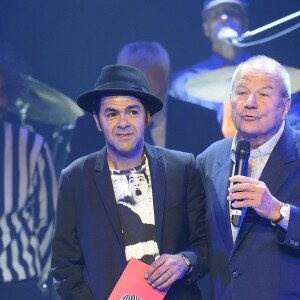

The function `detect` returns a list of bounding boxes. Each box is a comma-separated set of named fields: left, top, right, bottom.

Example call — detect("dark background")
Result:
left=1, top=0, right=299, bottom=101
left=1, top=1, right=299, bottom=299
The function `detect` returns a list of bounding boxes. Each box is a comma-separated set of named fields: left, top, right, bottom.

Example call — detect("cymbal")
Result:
left=8, top=75, right=84, bottom=125
left=185, top=65, right=300, bottom=103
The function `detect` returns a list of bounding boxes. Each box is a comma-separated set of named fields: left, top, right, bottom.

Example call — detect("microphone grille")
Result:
left=235, top=139, right=250, bottom=159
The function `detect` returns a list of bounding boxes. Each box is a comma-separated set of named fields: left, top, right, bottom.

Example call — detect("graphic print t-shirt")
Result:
left=110, top=156, right=159, bottom=264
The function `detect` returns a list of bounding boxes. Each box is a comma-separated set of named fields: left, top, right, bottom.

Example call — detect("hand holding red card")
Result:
left=108, top=258, right=168, bottom=300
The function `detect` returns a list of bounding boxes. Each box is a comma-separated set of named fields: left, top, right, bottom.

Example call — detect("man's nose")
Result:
left=244, top=94, right=257, bottom=108
left=117, top=113, right=129, bottom=128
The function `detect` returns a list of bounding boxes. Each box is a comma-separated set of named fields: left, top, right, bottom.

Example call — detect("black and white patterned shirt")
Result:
left=110, top=155, right=159, bottom=264
left=0, top=121, right=57, bottom=284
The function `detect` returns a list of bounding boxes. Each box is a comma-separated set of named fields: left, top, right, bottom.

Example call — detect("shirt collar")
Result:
left=230, top=121, right=285, bottom=162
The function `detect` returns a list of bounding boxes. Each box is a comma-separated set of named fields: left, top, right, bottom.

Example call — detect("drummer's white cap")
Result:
left=203, top=0, right=248, bottom=11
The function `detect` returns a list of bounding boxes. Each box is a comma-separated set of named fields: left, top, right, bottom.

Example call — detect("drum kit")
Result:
left=7, top=75, right=84, bottom=174
left=185, top=65, right=300, bottom=103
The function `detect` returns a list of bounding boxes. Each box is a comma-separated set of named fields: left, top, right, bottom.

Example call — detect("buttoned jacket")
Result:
left=197, top=124, right=300, bottom=300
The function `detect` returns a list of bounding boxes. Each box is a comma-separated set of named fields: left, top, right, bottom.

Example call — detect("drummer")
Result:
left=169, top=0, right=251, bottom=137
left=0, top=43, right=57, bottom=300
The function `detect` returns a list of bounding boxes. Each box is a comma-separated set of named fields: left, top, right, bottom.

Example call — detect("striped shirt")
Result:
left=0, top=121, right=57, bottom=284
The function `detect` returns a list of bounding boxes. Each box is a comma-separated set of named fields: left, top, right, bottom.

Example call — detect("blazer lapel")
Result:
left=232, top=208, right=259, bottom=255
left=212, top=143, right=234, bottom=253
left=93, top=148, right=125, bottom=250
left=145, top=144, right=166, bottom=252
left=260, top=124, right=296, bottom=195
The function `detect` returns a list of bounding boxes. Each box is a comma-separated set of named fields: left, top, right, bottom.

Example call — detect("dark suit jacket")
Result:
left=197, top=124, right=300, bottom=300
left=52, top=143, right=209, bottom=300
left=66, top=97, right=222, bottom=165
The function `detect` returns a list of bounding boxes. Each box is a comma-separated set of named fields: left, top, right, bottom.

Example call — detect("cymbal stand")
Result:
left=14, top=98, right=34, bottom=131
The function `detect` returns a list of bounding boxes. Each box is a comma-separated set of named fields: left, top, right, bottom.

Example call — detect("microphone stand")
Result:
left=231, top=10, right=300, bottom=47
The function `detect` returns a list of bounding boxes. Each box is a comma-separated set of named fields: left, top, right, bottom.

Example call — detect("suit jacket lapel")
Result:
left=93, top=147, right=125, bottom=250
left=145, top=144, right=166, bottom=252
left=260, top=124, right=296, bottom=195
left=213, top=141, right=234, bottom=253
left=232, top=207, right=259, bottom=255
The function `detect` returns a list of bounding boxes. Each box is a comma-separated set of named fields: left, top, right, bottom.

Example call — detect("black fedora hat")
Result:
left=77, top=64, right=163, bottom=116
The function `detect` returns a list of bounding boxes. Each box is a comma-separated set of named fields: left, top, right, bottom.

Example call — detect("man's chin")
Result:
left=118, top=144, right=142, bottom=157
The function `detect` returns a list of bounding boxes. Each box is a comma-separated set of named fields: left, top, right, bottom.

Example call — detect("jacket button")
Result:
left=294, top=241, right=299, bottom=247
left=232, top=271, right=239, bottom=278
left=290, top=240, right=295, bottom=245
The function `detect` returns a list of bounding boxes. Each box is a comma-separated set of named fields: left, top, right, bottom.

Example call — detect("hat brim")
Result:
left=77, top=88, right=163, bottom=116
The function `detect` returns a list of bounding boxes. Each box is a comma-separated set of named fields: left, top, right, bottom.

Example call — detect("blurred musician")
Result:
left=0, top=43, right=57, bottom=300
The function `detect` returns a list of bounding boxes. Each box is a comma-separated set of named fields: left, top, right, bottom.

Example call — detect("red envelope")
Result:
left=108, top=258, right=168, bottom=300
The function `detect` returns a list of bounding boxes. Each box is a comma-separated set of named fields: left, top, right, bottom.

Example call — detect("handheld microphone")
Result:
left=231, top=139, right=250, bottom=227
left=218, top=27, right=239, bottom=45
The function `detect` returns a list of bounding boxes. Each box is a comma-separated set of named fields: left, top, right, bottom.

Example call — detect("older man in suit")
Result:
left=51, top=64, right=209, bottom=300
left=197, top=55, right=300, bottom=300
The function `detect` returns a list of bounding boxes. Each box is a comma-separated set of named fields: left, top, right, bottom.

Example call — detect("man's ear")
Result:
left=93, top=112, right=102, bottom=132
left=282, top=97, right=291, bottom=120
left=146, top=112, right=151, bottom=125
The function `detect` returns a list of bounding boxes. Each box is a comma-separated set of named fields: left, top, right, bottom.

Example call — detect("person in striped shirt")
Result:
left=0, top=43, right=57, bottom=299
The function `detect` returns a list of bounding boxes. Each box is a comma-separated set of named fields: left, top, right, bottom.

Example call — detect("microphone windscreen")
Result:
left=235, top=139, right=250, bottom=160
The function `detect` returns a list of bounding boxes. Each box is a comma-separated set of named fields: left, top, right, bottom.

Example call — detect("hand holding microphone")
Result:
left=228, top=140, right=284, bottom=224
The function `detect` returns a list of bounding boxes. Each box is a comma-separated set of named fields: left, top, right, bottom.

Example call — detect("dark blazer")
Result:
left=52, top=143, right=209, bottom=300
left=66, top=97, right=222, bottom=165
left=196, top=124, right=300, bottom=300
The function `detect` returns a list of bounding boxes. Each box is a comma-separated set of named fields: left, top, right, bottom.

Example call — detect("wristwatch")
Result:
left=273, top=203, right=289, bottom=224
left=178, top=253, right=192, bottom=274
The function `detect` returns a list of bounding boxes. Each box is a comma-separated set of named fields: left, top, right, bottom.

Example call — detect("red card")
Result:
left=108, top=258, right=168, bottom=300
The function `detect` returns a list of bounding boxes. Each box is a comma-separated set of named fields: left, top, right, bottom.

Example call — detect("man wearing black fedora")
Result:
left=51, top=64, right=208, bottom=299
